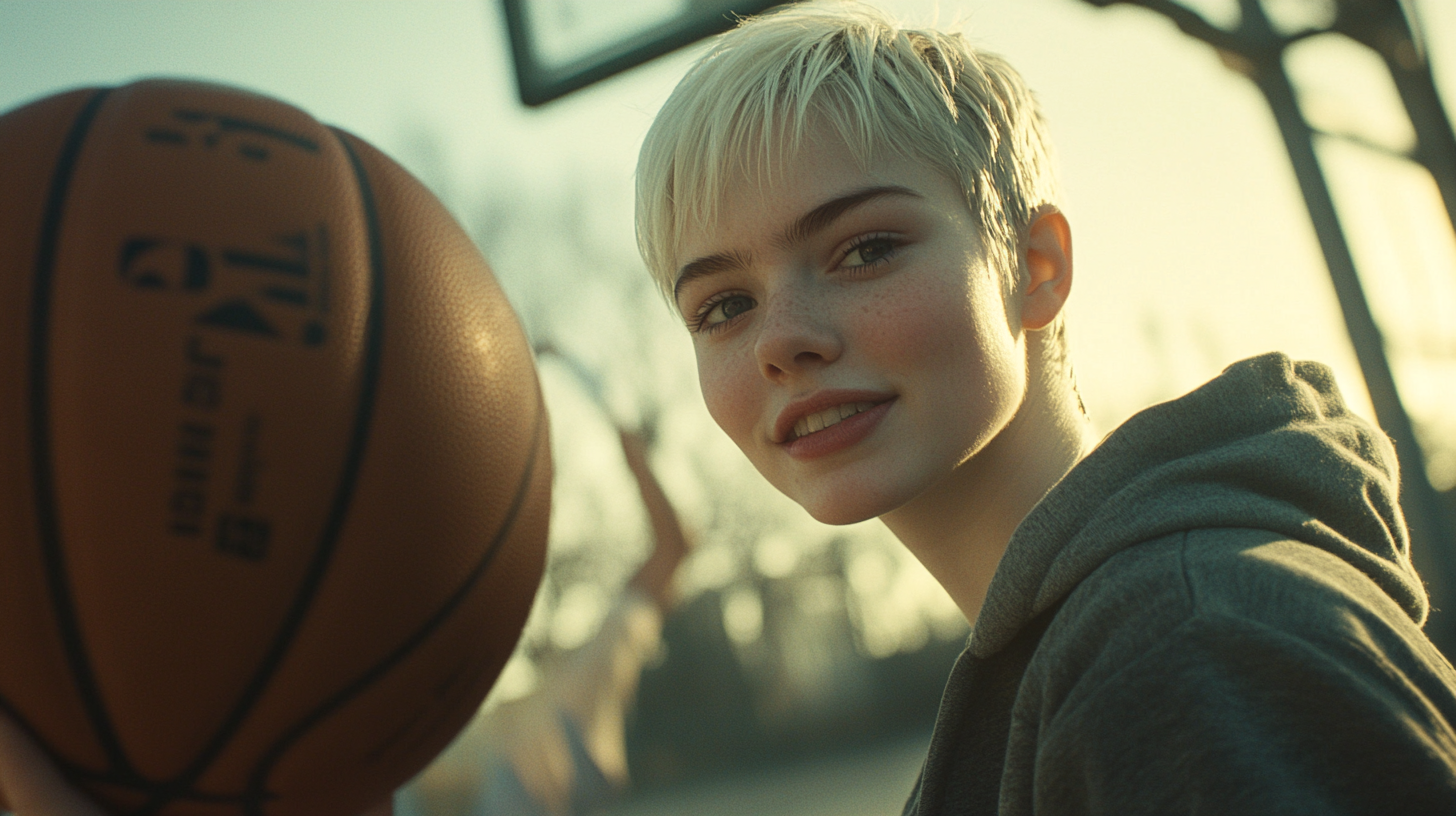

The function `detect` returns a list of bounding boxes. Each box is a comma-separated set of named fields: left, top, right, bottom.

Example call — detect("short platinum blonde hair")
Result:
left=635, top=0, right=1062, bottom=305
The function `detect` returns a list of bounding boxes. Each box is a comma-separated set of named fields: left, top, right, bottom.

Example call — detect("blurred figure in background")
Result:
left=399, top=426, right=690, bottom=816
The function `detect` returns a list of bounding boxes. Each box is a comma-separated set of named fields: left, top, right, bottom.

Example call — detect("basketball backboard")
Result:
left=500, top=0, right=788, bottom=105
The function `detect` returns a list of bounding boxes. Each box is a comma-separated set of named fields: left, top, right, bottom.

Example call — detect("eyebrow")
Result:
left=672, top=184, right=920, bottom=304
left=673, top=250, right=751, bottom=306
left=781, top=184, right=919, bottom=246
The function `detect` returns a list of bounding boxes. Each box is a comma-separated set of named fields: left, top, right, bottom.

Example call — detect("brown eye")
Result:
left=845, top=236, right=896, bottom=268
left=698, top=293, right=756, bottom=332
left=721, top=296, right=753, bottom=319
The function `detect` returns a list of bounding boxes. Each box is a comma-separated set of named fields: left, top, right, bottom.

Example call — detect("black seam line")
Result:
left=241, top=389, right=548, bottom=816
left=130, top=394, right=544, bottom=816
left=107, top=389, right=545, bottom=816
left=0, top=692, right=118, bottom=786
left=58, top=763, right=266, bottom=804
left=130, top=126, right=387, bottom=816
left=29, top=86, right=143, bottom=783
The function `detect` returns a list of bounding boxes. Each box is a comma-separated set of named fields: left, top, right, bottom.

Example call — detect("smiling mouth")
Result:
left=792, top=402, right=877, bottom=441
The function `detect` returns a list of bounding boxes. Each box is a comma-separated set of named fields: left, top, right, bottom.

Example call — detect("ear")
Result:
left=1019, top=207, right=1073, bottom=331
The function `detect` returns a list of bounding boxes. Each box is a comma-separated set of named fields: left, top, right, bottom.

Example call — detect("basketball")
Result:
left=0, top=79, right=551, bottom=815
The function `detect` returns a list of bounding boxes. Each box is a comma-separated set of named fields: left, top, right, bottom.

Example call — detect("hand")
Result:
left=618, top=426, right=691, bottom=611
left=0, top=709, right=393, bottom=816
left=0, top=708, right=106, bottom=815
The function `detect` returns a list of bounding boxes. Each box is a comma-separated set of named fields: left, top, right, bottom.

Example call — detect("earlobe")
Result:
left=1020, top=207, right=1073, bottom=331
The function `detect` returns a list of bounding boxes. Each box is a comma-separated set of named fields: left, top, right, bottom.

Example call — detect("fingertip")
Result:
left=0, top=711, right=108, bottom=816
left=358, top=796, right=394, bottom=816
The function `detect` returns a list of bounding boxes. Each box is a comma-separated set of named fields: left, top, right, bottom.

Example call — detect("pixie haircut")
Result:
left=635, top=0, right=1062, bottom=306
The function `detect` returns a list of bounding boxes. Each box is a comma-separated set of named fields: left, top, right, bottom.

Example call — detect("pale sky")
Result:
left=3, top=0, right=1454, bottom=656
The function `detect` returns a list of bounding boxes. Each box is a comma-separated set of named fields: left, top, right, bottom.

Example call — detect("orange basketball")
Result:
left=0, top=79, right=550, bottom=815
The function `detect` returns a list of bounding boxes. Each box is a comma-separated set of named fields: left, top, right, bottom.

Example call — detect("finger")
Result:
left=0, top=711, right=108, bottom=816
left=357, top=796, right=394, bottom=816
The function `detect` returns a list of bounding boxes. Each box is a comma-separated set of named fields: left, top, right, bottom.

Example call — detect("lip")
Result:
left=773, top=389, right=896, bottom=459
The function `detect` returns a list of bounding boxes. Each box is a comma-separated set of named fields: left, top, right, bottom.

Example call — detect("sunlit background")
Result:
left=2, top=0, right=1453, bottom=813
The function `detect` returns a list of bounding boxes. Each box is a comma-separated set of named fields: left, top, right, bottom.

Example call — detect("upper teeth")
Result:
left=794, top=402, right=874, bottom=440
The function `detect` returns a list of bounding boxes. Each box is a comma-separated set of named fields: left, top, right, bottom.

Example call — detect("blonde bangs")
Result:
left=636, top=1, right=1060, bottom=307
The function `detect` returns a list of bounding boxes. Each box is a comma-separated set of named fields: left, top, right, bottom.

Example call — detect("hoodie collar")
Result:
left=969, top=352, right=1421, bottom=658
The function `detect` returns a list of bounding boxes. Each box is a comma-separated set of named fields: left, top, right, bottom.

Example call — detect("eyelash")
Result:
left=686, top=233, right=901, bottom=334
left=689, top=292, right=754, bottom=335
left=842, top=233, right=900, bottom=270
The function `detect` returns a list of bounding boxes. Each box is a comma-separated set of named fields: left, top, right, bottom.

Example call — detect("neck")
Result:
left=880, top=352, right=1090, bottom=625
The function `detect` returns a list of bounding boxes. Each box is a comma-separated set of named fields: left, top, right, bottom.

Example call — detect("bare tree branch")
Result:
left=1085, top=0, right=1243, bottom=52
left=1310, top=126, right=1416, bottom=163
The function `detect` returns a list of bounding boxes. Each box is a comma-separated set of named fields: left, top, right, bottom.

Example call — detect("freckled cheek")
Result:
left=696, top=353, right=763, bottom=445
left=850, top=289, right=967, bottom=371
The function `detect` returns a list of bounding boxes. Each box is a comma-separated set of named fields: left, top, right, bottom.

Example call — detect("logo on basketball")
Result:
left=119, top=228, right=332, bottom=349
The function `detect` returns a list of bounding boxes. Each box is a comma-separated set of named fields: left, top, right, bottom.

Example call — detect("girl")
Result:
left=634, top=2, right=1456, bottom=813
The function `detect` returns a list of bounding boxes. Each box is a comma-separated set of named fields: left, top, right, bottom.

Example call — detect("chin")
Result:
left=801, top=502, right=879, bottom=526
left=791, top=477, right=913, bottom=526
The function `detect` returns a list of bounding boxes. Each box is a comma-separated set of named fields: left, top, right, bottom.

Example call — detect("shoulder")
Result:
left=1038, top=528, right=1443, bottom=679
left=1016, top=529, right=1456, bottom=814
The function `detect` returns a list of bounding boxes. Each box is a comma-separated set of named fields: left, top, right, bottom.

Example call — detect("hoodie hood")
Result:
left=970, top=352, right=1422, bottom=658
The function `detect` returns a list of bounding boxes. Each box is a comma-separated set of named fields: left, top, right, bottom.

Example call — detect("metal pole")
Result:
left=1333, top=0, right=1456, bottom=236
left=1254, top=56, right=1456, bottom=649
left=1078, top=0, right=1456, bottom=652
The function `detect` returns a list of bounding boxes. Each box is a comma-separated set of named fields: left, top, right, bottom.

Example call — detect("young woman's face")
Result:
left=672, top=132, right=1031, bottom=525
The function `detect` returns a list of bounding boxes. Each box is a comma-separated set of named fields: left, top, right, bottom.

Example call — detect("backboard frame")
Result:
left=500, top=0, right=788, bottom=106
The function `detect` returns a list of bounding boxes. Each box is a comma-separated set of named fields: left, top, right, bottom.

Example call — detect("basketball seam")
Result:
left=64, top=384, right=544, bottom=813
left=233, top=131, right=549, bottom=812
left=132, top=125, right=389, bottom=816
left=241, top=388, right=548, bottom=815
left=27, top=86, right=142, bottom=784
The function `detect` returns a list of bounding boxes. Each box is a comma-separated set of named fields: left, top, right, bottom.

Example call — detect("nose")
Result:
left=753, top=284, right=842, bottom=380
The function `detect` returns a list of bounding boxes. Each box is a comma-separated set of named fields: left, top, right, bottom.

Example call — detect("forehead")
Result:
left=714, top=135, right=866, bottom=226
left=673, top=131, right=964, bottom=267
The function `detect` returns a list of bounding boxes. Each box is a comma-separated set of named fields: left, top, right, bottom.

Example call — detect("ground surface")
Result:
left=602, top=734, right=928, bottom=816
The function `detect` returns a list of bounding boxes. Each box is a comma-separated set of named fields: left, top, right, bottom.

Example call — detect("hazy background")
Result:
left=2, top=0, right=1454, bottom=812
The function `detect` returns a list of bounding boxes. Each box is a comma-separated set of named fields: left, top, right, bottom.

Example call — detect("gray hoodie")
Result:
left=906, top=353, right=1456, bottom=815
